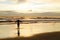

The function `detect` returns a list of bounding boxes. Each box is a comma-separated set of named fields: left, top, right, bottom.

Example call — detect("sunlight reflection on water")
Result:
left=0, top=23, right=60, bottom=38
left=20, top=23, right=60, bottom=37
left=0, top=24, right=17, bottom=38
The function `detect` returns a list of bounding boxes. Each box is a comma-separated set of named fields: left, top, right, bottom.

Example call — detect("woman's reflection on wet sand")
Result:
left=0, top=31, right=60, bottom=40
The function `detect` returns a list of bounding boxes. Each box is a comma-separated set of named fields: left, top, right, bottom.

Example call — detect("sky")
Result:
left=0, top=0, right=60, bottom=13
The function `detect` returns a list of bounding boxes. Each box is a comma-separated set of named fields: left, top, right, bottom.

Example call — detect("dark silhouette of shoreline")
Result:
left=0, top=31, right=60, bottom=40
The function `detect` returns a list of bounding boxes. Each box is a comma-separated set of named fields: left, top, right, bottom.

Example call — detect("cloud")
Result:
left=0, top=0, right=60, bottom=13
left=0, top=0, right=19, bottom=4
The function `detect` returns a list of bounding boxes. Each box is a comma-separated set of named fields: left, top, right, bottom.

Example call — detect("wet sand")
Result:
left=0, top=23, right=60, bottom=38
left=0, top=31, right=60, bottom=40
